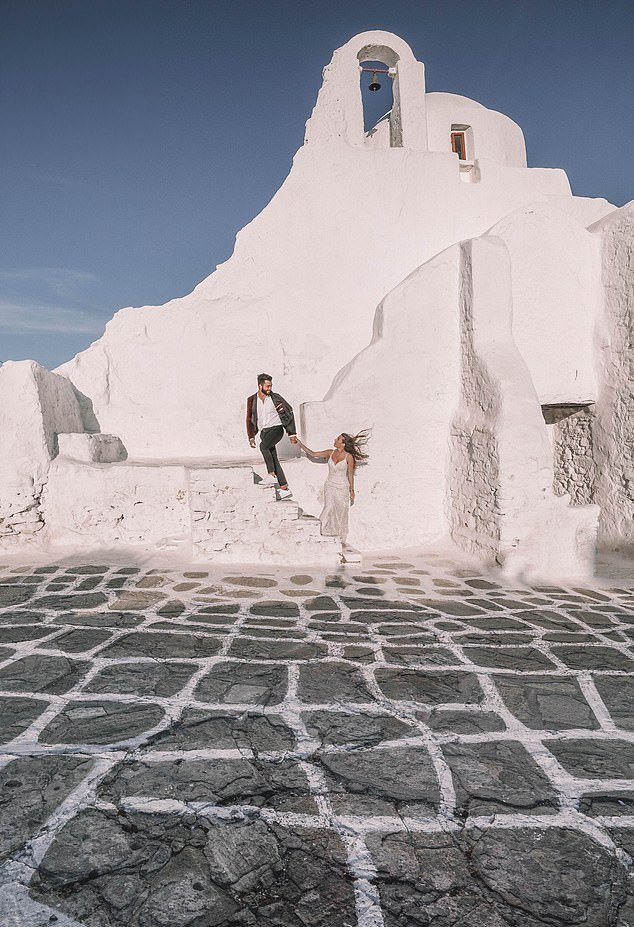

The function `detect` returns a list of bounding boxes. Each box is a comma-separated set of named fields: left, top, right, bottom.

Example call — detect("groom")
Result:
left=246, top=373, right=298, bottom=498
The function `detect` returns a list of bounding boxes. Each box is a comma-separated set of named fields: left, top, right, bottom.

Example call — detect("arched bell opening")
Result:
left=359, top=59, right=394, bottom=141
left=357, top=44, right=402, bottom=148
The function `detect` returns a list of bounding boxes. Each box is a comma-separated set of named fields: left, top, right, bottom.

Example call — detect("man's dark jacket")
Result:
left=246, top=391, right=297, bottom=440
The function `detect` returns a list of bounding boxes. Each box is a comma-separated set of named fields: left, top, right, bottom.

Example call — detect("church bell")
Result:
left=368, top=71, right=381, bottom=92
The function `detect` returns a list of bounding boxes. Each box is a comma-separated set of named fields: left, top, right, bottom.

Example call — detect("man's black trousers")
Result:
left=259, top=426, right=288, bottom=487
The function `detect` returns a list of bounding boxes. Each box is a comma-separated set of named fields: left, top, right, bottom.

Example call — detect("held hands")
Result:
left=289, top=435, right=299, bottom=445
left=249, top=438, right=256, bottom=448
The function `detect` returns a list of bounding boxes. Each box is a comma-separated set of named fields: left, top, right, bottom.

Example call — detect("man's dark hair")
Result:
left=257, top=373, right=273, bottom=386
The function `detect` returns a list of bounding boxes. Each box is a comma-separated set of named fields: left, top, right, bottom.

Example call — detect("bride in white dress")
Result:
left=294, top=431, right=369, bottom=541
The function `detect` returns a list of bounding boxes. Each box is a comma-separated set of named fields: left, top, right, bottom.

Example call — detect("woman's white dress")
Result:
left=319, top=455, right=350, bottom=541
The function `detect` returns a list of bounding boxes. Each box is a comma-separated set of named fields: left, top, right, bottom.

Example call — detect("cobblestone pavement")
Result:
left=1, top=552, right=634, bottom=926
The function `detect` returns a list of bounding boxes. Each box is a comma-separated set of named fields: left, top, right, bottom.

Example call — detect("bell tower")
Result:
left=304, top=31, right=428, bottom=150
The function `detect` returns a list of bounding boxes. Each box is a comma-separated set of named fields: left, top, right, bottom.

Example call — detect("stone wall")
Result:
left=544, top=405, right=597, bottom=506
left=0, top=361, right=84, bottom=545
left=54, top=30, right=575, bottom=460
left=38, top=458, right=340, bottom=564
left=426, top=91, right=527, bottom=166
left=297, top=243, right=463, bottom=552
left=489, top=202, right=600, bottom=405
left=0, top=486, right=45, bottom=542
left=449, top=237, right=598, bottom=580
left=448, top=242, right=500, bottom=561
left=296, top=234, right=598, bottom=579
left=590, top=204, right=634, bottom=547
left=0, top=31, right=625, bottom=577
left=40, top=458, right=191, bottom=552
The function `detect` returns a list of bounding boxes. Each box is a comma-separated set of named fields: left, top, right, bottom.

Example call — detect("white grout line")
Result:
left=28, top=755, right=121, bottom=868
left=577, top=672, right=620, bottom=732
left=339, top=835, right=386, bottom=927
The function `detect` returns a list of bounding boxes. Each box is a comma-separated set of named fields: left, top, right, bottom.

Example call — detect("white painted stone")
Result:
left=41, top=458, right=191, bottom=552
left=0, top=361, right=84, bottom=543
left=305, top=31, right=428, bottom=150
left=294, top=243, right=463, bottom=552
left=295, top=236, right=598, bottom=579
left=487, top=201, right=600, bottom=404
left=426, top=92, right=527, bottom=167
left=55, top=31, right=582, bottom=460
left=57, top=432, right=127, bottom=463
left=589, top=203, right=634, bottom=547
left=187, top=467, right=340, bottom=564
left=547, top=194, right=615, bottom=226
left=0, top=361, right=83, bottom=481
left=453, top=236, right=598, bottom=580
left=39, top=459, right=340, bottom=564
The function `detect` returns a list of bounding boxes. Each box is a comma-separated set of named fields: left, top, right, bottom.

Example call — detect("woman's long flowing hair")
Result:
left=341, top=429, right=370, bottom=464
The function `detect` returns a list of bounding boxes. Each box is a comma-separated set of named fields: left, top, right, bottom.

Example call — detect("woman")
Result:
left=294, top=431, right=369, bottom=542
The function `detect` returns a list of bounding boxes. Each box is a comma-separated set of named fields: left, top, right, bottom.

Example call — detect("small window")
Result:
left=451, top=124, right=473, bottom=161
left=451, top=130, right=467, bottom=161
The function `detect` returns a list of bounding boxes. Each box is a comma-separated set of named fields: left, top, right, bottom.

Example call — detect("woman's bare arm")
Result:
left=347, top=454, right=356, bottom=502
left=295, top=438, right=332, bottom=459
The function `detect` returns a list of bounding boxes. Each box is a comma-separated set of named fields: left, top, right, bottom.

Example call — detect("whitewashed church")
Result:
left=1, top=31, right=632, bottom=579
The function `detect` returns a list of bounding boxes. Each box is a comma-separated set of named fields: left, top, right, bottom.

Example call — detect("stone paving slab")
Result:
left=1, top=551, right=634, bottom=925
left=30, top=810, right=357, bottom=927
left=140, top=708, right=295, bottom=753
left=367, top=826, right=625, bottom=927
left=0, top=654, right=90, bottom=694
left=493, top=674, right=601, bottom=730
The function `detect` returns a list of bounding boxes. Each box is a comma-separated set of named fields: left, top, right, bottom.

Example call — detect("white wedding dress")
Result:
left=319, top=455, right=350, bottom=541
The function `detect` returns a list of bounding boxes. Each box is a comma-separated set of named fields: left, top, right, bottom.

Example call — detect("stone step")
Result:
left=186, top=465, right=341, bottom=564
left=194, top=526, right=332, bottom=550
left=191, top=508, right=302, bottom=527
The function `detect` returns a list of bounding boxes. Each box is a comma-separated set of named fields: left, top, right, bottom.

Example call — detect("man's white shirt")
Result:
left=257, top=395, right=282, bottom=430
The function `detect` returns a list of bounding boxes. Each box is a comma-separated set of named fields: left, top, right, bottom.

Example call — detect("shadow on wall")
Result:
left=72, top=387, right=100, bottom=434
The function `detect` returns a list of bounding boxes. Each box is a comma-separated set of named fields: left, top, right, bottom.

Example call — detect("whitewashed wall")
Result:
left=294, top=235, right=598, bottom=579
left=488, top=202, right=600, bottom=404
left=426, top=92, right=527, bottom=167
left=56, top=31, right=574, bottom=460
left=0, top=362, right=84, bottom=542
left=0, top=30, right=627, bottom=577
left=591, top=204, right=634, bottom=546
left=294, top=243, right=463, bottom=550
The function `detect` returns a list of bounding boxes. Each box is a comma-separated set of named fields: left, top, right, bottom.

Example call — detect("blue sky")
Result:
left=1, top=0, right=632, bottom=368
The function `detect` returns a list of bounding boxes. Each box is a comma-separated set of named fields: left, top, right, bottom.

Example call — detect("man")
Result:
left=246, top=374, right=298, bottom=499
